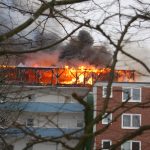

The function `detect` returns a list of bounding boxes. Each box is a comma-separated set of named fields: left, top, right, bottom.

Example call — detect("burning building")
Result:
left=0, top=30, right=149, bottom=150
left=0, top=41, right=140, bottom=150
left=0, top=63, right=137, bottom=150
left=93, top=81, right=150, bottom=150
left=0, top=66, right=135, bottom=86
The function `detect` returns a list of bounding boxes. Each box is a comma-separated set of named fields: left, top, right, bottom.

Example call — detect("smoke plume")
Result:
left=0, top=1, right=112, bottom=67
left=59, top=30, right=112, bottom=67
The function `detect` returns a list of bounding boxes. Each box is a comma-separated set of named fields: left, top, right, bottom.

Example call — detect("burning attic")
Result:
left=0, top=65, right=135, bottom=86
left=0, top=30, right=136, bottom=86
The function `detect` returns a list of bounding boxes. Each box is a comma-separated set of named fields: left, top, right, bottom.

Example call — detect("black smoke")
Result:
left=59, top=30, right=112, bottom=67
left=0, top=0, right=112, bottom=67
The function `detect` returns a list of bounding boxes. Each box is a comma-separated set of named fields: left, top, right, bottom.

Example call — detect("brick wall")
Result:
left=95, top=83, right=150, bottom=150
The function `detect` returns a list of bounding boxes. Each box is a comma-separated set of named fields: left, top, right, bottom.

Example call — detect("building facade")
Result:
left=93, top=82, right=150, bottom=150
left=0, top=86, right=89, bottom=150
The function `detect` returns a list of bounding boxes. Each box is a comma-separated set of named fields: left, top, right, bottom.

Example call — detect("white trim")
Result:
left=122, top=87, right=141, bottom=102
left=92, top=87, right=97, bottom=131
left=102, top=86, right=113, bottom=98
left=102, top=113, right=112, bottom=125
left=121, top=140, right=141, bottom=150
left=92, top=87, right=97, bottom=149
left=101, top=139, right=112, bottom=150
left=121, top=113, right=141, bottom=129
left=94, top=82, right=150, bottom=87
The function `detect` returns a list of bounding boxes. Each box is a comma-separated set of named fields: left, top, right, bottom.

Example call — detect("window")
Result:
left=122, top=88, right=141, bottom=102
left=28, top=94, right=35, bottom=101
left=102, top=140, right=112, bottom=150
left=121, top=141, right=141, bottom=150
left=102, top=113, right=112, bottom=124
left=102, top=87, right=113, bottom=98
left=122, top=114, right=141, bottom=129
left=77, top=120, right=84, bottom=128
left=26, top=118, right=34, bottom=127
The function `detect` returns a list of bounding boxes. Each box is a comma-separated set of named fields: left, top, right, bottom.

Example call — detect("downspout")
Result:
left=85, top=92, right=94, bottom=150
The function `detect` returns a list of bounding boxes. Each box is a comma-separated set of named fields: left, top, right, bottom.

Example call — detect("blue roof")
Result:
left=1, top=127, right=83, bottom=138
left=0, top=102, right=84, bottom=112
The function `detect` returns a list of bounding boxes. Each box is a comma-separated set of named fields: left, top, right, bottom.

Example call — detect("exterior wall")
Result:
left=17, top=112, right=84, bottom=129
left=2, top=86, right=88, bottom=150
left=6, top=131, right=80, bottom=150
left=33, top=140, right=78, bottom=150
left=6, top=137, right=66, bottom=150
left=33, top=143, right=60, bottom=150
left=7, top=86, right=88, bottom=103
left=94, top=82, right=150, bottom=150
left=13, top=138, right=28, bottom=150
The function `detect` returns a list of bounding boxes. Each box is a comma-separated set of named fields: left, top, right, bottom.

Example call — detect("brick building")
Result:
left=93, top=82, right=150, bottom=150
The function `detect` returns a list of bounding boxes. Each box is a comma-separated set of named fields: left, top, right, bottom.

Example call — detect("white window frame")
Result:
left=102, top=113, right=112, bottom=125
left=101, top=140, right=112, bottom=150
left=121, top=140, right=141, bottom=150
left=26, top=118, right=34, bottom=127
left=122, top=113, right=141, bottom=129
left=102, top=86, right=113, bottom=98
left=122, top=87, right=141, bottom=102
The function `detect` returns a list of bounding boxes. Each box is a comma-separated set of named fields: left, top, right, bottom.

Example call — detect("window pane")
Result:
left=102, top=118, right=108, bottom=124
left=132, top=115, right=140, bottom=127
left=123, top=115, right=131, bottom=127
left=27, top=119, right=34, bottom=127
left=123, top=89, right=131, bottom=101
left=103, top=141, right=111, bottom=149
left=132, top=142, right=140, bottom=150
left=103, top=87, right=112, bottom=98
left=122, top=141, right=130, bottom=150
left=102, top=113, right=112, bottom=124
left=132, top=89, right=140, bottom=101
left=102, top=114, right=108, bottom=124
left=108, top=114, right=112, bottom=123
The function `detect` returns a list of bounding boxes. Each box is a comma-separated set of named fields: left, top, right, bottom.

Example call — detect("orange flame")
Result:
left=0, top=65, right=134, bottom=85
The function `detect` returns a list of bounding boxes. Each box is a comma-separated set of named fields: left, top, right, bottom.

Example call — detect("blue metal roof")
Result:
left=1, top=127, right=83, bottom=138
left=0, top=102, right=84, bottom=112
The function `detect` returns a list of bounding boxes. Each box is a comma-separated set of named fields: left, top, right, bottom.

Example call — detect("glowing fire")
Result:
left=0, top=65, right=134, bottom=86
